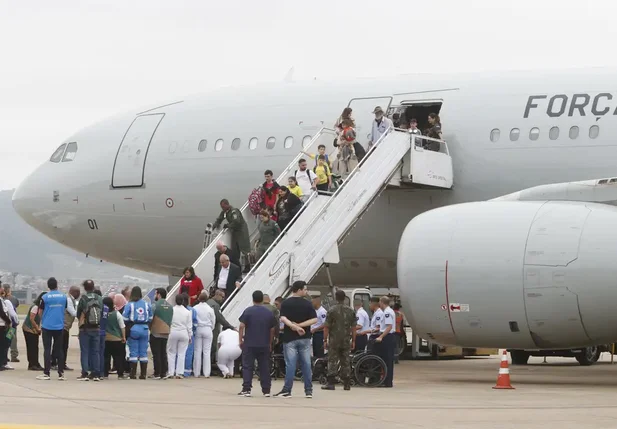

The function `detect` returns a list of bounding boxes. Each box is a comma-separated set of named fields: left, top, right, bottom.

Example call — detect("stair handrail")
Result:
left=294, top=126, right=395, bottom=244
left=167, top=128, right=336, bottom=301
left=220, top=190, right=321, bottom=311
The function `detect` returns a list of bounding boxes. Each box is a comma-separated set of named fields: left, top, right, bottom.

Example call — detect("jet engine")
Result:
left=397, top=200, right=617, bottom=349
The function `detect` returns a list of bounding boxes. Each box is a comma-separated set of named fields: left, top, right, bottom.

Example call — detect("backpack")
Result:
left=83, top=295, right=102, bottom=327
left=353, top=142, right=366, bottom=161
left=313, top=163, right=331, bottom=179
left=248, top=187, right=263, bottom=216
left=294, top=169, right=317, bottom=184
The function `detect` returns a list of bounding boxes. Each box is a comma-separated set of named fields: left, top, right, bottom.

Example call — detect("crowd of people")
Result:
left=0, top=276, right=401, bottom=395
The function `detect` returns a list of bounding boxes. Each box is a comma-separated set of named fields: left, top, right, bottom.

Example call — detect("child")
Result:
left=287, top=177, right=303, bottom=199
left=314, top=155, right=332, bottom=192
left=302, top=144, right=331, bottom=169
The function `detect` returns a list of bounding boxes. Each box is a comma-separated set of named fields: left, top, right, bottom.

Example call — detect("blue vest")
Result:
left=123, top=299, right=151, bottom=324
left=41, top=290, right=67, bottom=331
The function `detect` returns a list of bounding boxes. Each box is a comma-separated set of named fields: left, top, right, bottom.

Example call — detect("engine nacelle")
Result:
left=397, top=200, right=617, bottom=349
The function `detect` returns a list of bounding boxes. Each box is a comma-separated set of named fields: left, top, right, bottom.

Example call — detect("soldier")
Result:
left=322, top=290, right=356, bottom=391
left=213, top=199, right=251, bottom=273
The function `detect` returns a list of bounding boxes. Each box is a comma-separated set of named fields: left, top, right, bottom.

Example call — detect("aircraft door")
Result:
left=111, top=113, right=164, bottom=188
left=346, top=97, right=393, bottom=147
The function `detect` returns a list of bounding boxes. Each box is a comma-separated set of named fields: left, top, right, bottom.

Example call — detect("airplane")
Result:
left=12, top=67, right=617, bottom=352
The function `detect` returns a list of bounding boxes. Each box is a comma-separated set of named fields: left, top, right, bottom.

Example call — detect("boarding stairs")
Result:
left=168, top=127, right=453, bottom=326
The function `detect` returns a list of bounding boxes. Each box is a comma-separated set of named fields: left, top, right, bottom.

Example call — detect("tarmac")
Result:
left=3, top=337, right=617, bottom=429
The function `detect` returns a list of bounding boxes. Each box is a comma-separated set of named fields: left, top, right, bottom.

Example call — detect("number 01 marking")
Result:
left=88, top=219, right=99, bottom=230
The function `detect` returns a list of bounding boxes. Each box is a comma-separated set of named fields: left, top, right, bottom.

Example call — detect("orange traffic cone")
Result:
left=493, top=350, right=515, bottom=389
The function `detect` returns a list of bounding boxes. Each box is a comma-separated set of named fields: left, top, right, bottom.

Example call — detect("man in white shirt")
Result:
left=294, top=158, right=318, bottom=197
left=310, top=296, right=327, bottom=358
left=369, top=297, right=383, bottom=342
left=369, top=106, right=393, bottom=148
left=193, top=293, right=216, bottom=378
left=353, top=300, right=371, bottom=353
left=375, top=296, right=396, bottom=388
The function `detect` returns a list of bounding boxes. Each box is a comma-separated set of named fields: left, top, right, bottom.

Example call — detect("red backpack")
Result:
left=248, top=188, right=263, bottom=216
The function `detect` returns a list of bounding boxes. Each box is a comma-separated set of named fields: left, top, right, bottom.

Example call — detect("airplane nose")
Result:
left=12, top=172, right=44, bottom=229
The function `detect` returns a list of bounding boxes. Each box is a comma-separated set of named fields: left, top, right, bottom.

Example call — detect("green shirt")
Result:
left=151, top=300, right=173, bottom=338
left=105, top=310, right=124, bottom=341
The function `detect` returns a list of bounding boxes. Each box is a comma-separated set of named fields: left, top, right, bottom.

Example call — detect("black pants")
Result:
left=377, top=334, right=395, bottom=387
left=104, top=341, right=125, bottom=377
left=242, top=346, right=271, bottom=393
left=317, top=183, right=329, bottom=191
left=24, top=331, right=41, bottom=368
left=312, top=331, right=325, bottom=358
left=354, top=335, right=367, bottom=353
left=42, top=328, right=64, bottom=376
left=0, top=326, right=8, bottom=368
left=51, top=329, right=70, bottom=369
left=150, top=335, right=168, bottom=377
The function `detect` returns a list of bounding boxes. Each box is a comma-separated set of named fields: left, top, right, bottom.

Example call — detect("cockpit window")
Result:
left=62, top=142, right=78, bottom=162
left=50, top=144, right=67, bottom=163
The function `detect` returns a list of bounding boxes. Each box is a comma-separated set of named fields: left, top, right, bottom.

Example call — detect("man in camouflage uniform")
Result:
left=213, top=199, right=251, bottom=272
left=322, top=290, right=357, bottom=391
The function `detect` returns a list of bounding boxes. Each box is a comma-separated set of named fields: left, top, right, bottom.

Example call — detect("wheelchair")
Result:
left=313, top=348, right=387, bottom=388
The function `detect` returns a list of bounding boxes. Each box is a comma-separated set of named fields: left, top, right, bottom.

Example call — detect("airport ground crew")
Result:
left=375, top=296, right=395, bottom=388
left=322, top=290, right=356, bottom=391
left=122, top=286, right=153, bottom=379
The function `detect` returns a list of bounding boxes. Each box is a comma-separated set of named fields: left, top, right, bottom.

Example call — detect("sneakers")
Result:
left=77, top=375, right=90, bottom=381
left=263, top=392, right=271, bottom=397
left=148, top=375, right=161, bottom=380
left=3, top=364, right=14, bottom=370
left=64, top=366, right=74, bottom=371
left=237, top=390, right=252, bottom=397
left=305, top=391, right=313, bottom=399
left=274, top=390, right=292, bottom=398
left=92, top=377, right=101, bottom=382
left=11, top=357, right=20, bottom=363
left=58, top=374, right=66, bottom=381
left=36, top=374, right=51, bottom=380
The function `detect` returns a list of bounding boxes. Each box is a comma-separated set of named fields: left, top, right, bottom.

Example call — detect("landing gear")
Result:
left=575, top=346, right=601, bottom=366
left=510, top=350, right=530, bottom=365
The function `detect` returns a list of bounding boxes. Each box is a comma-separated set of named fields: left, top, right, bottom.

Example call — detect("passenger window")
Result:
left=509, top=128, right=520, bottom=141
left=490, top=129, right=500, bottom=142
left=198, top=139, right=207, bottom=152
left=284, top=136, right=294, bottom=149
left=231, top=138, right=241, bottom=151
left=62, top=142, right=78, bottom=162
left=49, top=144, right=67, bottom=163
left=249, top=137, right=258, bottom=150
left=569, top=126, right=579, bottom=139
left=549, top=127, right=559, bottom=140
left=266, top=137, right=276, bottom=150
left=529, top=127, right=540, bottom=141
left=215, top=139, right=224, bottom=151
left=589, top=125, right=600, bottom=139
left=302, top=135, right=312, bottom=148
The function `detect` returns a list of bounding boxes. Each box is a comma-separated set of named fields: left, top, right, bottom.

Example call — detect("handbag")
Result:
left=5, top=327, right=16, bottom=341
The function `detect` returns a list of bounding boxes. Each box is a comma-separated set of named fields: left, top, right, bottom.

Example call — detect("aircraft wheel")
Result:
left=576, top=346, right=600, bottom=366
left=510, top=350, right=530, bottom=365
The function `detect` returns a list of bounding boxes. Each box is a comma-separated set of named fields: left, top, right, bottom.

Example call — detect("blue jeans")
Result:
left=79, top=330, right=100, bottom=377
left=88, top=335, right=106, bottom=376
left=128, top=325, right=149, bottom=363
left=283, top=339, right=312, bottom=393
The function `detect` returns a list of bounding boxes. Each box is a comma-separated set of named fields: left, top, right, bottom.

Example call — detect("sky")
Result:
left=1, top=0, right=617, bottom=191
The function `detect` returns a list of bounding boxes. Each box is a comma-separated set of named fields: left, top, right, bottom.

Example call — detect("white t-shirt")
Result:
left=295, top=169, right=317, bottom=195
left=218, top=329, right=240, bottom=348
